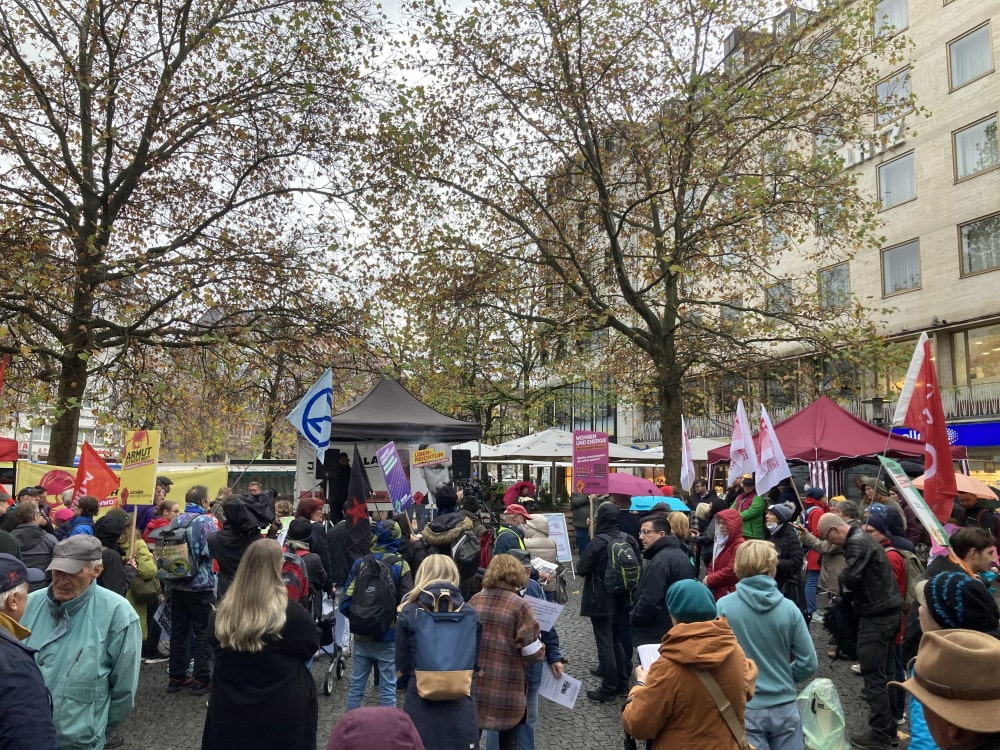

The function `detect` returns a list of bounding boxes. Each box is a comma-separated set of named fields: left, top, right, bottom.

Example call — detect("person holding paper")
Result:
left=622, top=579, right=756, bottom=750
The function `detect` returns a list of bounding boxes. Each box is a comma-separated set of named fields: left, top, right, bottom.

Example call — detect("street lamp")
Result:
left=865, top=396, right=886, bottom=428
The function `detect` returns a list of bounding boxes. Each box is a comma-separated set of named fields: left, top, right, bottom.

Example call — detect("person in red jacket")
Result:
left=142, top=500, right=180, bottom=546
left=799, top=487, right=829, bottom=620
left=705, top=509, right=745, bottom=600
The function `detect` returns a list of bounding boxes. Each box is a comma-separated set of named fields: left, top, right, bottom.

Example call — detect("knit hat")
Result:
left=54, top=507, right=75, bottom=523
left=326, top=707, right=426, bottom=750
left=287, top=518, right=313, bottom=543
left=665, top=579, right=716, bottom=623
left=768, top=504, right=793, bottom=524
left=864, top=503, right=891, bottom=536
left=920, top=571, right=1000, bottom=633
left=435, top=486, right=459, bottom=513
left=805, top=487, right=826, bottom=501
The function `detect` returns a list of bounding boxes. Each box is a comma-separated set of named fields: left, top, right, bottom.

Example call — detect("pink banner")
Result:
left=573, top=430, right=609, bottom=494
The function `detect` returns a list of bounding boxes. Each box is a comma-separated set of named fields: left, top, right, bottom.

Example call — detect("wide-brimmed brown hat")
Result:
left=889, top=629, right=1000, bottom=733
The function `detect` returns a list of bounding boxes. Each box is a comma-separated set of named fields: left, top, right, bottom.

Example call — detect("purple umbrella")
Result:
left=606, top=473, right=665, bottom=497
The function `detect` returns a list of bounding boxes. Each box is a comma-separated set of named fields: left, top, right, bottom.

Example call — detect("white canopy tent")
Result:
left=489, top=428, right=651, bottom=461
left=640, top=437, right=728, bottom=463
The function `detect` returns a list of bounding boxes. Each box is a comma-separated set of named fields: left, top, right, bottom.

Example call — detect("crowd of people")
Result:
left=0, top=465, right=998, bottom=750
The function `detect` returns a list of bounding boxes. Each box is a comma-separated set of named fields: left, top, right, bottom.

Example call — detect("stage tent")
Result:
left=328, top=377, right=481, bottom=442
left=705, top=396, right=968, bottom=493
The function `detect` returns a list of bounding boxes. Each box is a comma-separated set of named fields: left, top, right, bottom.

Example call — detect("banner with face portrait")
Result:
left=409, top=443, right=453, bottom=512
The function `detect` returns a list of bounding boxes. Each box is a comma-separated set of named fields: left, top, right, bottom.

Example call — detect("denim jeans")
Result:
left=804, top=570, right=820, bottom=616
left=481, top=727, right=519, bottom=750
left=746, top=701, right=804, bottom=750
left=168, top=589, right=214, bottom=683
left=857, top=611, right=901, bottom=744
left=347, top=639, right=397, bottom=709
left=575, top=527, right=590, bottom=556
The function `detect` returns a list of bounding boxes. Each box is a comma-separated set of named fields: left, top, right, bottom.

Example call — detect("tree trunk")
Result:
left=655, top=347, right=684, bottom=491
left=48, top=351, right=88, bottom=466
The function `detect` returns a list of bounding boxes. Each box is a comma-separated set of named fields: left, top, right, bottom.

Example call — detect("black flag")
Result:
left=344, top=444, right=372, bottom=564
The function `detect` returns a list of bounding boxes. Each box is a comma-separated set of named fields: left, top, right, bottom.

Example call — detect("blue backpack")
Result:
left=412, top=589, right=479, bottom=700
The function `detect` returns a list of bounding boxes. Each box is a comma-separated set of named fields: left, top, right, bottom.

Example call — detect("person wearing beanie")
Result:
left=718, top=540, right=817, bottom=750
left=326, top=706, right=426, bottom=750
left=901, top=576, right=1000, bottom=750
left=624, top=579, right=756, bottom=750
left=732, top=475, right=767, bottom=540
left=765, top=504, right=804, bottom=610
left=340, top=519, right=413, bottom=710
left=865, top=503, right=916, bottom=553
left=414, top=485, right=482, bottom=599
left=284, top=518, right=329, bottom=618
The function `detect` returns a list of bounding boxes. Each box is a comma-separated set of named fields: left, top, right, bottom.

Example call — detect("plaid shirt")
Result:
left=469, top=583, right=544, bottom=730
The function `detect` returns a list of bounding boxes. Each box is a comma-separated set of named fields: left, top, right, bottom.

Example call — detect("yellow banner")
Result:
left=119, top=430, right=161, bottom=506
left=15, top=461, right=229, bottom=518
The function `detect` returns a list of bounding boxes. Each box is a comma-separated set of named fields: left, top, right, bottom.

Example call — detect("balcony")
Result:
left=636, top=381, right=1000, bottom=441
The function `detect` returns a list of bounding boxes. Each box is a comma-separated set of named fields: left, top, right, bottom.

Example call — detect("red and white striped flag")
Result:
left=727, top=398, right=758, bottom=487
left=892, top=332, right=957, bottom=522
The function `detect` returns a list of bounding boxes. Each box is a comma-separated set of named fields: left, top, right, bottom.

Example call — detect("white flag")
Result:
left=727, top=398, right=758, bottom=487
left=286, top=368, right=334, bottom=464
left=755, top=405, right=791, bottom=496
left=680, top=416, right=696, bottom=492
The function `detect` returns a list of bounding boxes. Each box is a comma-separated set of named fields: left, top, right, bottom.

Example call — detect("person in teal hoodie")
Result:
left=718, top=539, right=817, bottom=750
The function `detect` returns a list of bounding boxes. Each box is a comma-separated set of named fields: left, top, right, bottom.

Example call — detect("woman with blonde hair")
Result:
left=397, top=555, right=482, bottom=749
left=202, top=539, right=320, bottom=750
left=470, top=554, right=545, bottom=750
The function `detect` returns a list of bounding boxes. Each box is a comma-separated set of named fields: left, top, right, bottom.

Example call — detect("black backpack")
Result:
left=603, top=532, right=641, bottom=596
left=450, top=529, right=481, bottom=583
left=348, top=554, right=400, bottom=637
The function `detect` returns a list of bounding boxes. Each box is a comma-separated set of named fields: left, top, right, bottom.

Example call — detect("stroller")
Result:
left=317, top=591, right=349, bottom=695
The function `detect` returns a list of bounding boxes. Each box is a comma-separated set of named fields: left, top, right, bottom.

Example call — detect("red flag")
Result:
left=73, top=441, right=121, bottom=504
left=892, top=333, right=957, bottom=522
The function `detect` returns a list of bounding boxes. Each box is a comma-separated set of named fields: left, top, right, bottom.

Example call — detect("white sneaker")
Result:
left=851, top=664, right=861, bottom=675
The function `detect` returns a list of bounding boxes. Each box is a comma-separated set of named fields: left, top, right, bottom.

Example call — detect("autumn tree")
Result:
left=363, top=0, right=910, bottom=478
left=0, top=0, right=380, bottom=464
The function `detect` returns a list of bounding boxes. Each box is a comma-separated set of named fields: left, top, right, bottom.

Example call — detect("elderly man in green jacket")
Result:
left=22, top=535, right=141, bottom=750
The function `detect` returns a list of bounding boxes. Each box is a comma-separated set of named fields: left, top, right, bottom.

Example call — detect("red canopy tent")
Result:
left=0, top=437, right=16, bottom=461
left=706, top=396, right=968, bottom=492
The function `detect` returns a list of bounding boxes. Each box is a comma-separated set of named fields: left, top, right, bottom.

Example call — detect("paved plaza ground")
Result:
left=115, top=572, right=891, bottom=749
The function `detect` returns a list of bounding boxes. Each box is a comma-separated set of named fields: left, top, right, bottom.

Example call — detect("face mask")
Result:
left=766, top=522, right=779, bottom=533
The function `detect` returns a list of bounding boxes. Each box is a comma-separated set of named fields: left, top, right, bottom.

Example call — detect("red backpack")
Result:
left=281, top=549, right=310, bottom=606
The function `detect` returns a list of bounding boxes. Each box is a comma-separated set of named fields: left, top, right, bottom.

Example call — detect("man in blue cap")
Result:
left=0, top=553, right=60, bottom=749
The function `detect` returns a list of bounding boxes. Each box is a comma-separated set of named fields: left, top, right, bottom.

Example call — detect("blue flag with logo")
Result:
left=286, top=368, right=333, bottom=464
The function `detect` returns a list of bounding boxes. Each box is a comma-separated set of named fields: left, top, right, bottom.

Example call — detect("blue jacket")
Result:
left=0, top=612, right=59, bottom=749
left=22, top=582, right=142, bottom=750
left=717, top=574, right=817, bottom=708
left=66, top=515, right=95, bottom=537
left=340, top=537, right=413, bottom=643
left=164, top=505, right=218, bottom=593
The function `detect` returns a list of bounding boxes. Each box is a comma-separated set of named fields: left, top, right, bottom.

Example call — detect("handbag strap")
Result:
left=689, top=667, right=750, bottom=750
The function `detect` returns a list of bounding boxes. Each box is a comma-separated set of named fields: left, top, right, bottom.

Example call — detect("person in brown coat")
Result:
left=622, top=579, right=757, bottom=750
left=469, top=553, right=545, bottom=750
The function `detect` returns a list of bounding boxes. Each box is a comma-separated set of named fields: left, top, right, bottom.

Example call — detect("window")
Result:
left=953, top=324, right=1000, bottom=385
left=960, top=213, right=1000, bottom=275
left=877, top=68, right=911, bottom=125
left=875, top=0, right=907, bottom=36
left=878, top=152, right=916, bottom=208
left=949, top=24, right=994, bottom=90
left=721, top=296, right=743, bottom=324
left=818, top=263, right=850, bottom=309
left=954, top=115, right=999, bottom=180
left=881, top=240, right=921, bottom=295
left=765, top=281, right=794, bottom=315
